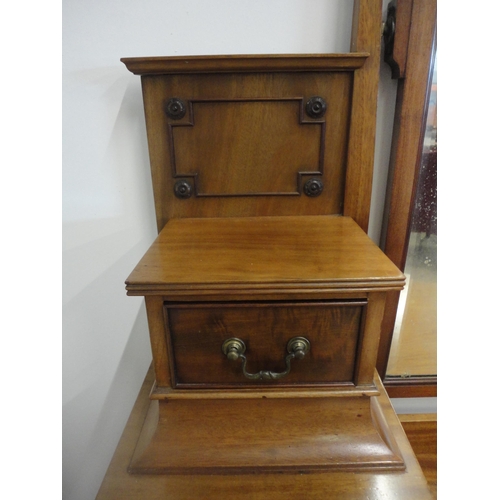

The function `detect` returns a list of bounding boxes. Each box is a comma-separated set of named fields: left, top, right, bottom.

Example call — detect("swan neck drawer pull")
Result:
left=221, top=337, right=310, bottom=380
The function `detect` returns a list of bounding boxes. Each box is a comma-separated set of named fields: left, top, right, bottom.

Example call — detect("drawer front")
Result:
left=166, top=301, right=366, bottom=388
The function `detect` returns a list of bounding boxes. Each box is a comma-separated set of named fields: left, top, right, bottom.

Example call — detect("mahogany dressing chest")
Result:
left=121, top=53, right=406, bottom=474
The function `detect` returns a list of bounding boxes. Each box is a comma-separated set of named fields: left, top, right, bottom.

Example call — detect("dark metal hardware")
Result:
left=305, top=96, right=327, bottom=118
left=174, top=180, right=193, bottom=199
left=165, top=98, right=187, bottom=120
left=303, top=178, right=324, bottom=197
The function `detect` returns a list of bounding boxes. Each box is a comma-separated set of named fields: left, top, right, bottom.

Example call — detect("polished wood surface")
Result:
left=126, top=216, right=405, bottom=296
left=386, top=379, right=437, bottom=398
left=122, top=50, right=379, bottom=233
left=171, top=99, right=324, bottom=196
left=381, top=0, right=437, bottom=273
left=133, top=216, right=405, bottom=403
left=139, top=70, right=355, bottom=230
left=96, top=367, right=434, bottom=499
left=356, top=292, right=386, bottom=386
left=149, top=383, right=380, bottom=401
left=344, top=0, right=383, bottom=232
left=144, top=296, right=171, bottom=387
left=386, top=269, right=437, bottom=376
left=400, top=414, right=437, bottom=497
left=128, top=390, right=404, bottom=474
left=121, top=53, right=369, bottom=75
left=167, top=301, right=364, bottom=387
left=115, top=4, right=417, bottom=489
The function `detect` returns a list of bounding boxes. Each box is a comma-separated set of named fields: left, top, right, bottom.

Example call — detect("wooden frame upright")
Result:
left=377, top=0, right=437, bottom=397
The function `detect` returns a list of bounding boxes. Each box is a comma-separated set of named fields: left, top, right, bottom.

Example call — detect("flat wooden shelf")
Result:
left=126, top=215, right=405, bottom=296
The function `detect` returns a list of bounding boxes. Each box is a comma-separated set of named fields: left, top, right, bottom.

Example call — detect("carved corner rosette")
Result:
left=303, top=178, right=324, bottom=197
left=305, top=96, right=327, bottom=119
left=173, top=179, right=193, bottom=199
left=167, top=97, right=327, bottom=199
left=165, top=98, right=187, bottom=120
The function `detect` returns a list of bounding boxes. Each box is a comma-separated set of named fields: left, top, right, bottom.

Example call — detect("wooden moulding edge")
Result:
left=384, top=376, right=437, bottom=398
left=149, top=382, right=380, bottom=400
left=125, top=281, right=406, bottom=296
left=120, top=53, right=370, bottom=75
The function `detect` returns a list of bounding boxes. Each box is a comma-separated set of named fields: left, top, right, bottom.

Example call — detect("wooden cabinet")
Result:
left=123, top=210, right=406, bottom=472
left=120, top=48, right=415, bottom=477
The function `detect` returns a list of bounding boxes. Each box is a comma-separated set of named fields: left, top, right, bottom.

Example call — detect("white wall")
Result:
left=62, top=1, right=402, bottom=499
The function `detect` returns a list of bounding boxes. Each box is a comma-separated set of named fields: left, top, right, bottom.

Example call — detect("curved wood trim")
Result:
left=383, top=0, right=413, bottom=79
left=121, top=53, right=368, bottom=75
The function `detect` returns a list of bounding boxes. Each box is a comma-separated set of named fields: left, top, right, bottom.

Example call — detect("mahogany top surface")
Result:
left=126, top=216, right=405, bottom=294
left=121, top=53, right=369, bottom=75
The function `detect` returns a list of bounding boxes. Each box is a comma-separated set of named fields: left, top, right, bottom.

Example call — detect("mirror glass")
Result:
left=386, top=50, right=437, bottom=378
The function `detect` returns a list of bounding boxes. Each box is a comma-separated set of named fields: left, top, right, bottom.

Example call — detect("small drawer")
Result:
left=165, top=300, right=367, bottom=388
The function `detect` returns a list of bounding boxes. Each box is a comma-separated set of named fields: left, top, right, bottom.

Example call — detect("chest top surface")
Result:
left=125, top=215, right=404, bottom=295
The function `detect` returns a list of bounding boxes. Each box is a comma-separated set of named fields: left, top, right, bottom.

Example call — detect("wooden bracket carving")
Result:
left=383, top=0, right=413, bottom=79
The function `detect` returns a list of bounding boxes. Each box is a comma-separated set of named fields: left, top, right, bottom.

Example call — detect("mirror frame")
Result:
left=377, top=0, right=437, bottom=397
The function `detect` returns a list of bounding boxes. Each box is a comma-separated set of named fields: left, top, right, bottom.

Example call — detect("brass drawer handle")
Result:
left=221, top=337, right=310, bottom=381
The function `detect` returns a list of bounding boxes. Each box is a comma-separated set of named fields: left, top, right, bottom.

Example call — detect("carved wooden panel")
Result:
left=140, top=70, right=355, bottom=230
left=169, top=99, right=324, bottom=197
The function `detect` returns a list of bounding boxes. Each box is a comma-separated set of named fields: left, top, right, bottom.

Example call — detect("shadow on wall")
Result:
left=62, top=239, right=152, bottom=499
left=63, top=71, right=157, bottom=499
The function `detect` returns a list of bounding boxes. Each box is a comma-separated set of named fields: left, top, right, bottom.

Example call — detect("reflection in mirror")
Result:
left=386, top=51, right=437, bottom=377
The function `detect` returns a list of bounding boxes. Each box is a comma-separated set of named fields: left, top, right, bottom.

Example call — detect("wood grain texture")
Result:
left=378, top=0, right=437, bottom=387
left=121, top=53, right=368, bottom=75
left=355, top=292, right=386, bottom=385
left=344, top=0, right=383, bottom=232
left=96, top=367, right=434, bottom=499
left=149, top=384, right=380, bottom=400
left=377, top=289, right=401, bottom=375
left=144, top=296, right=171, bottom=387
left=123, top=49, right=380, bottom=234
left=382, top=0, right=436, bottom=270
left=384, top=0, right=413, bottom=78
left=385, top=378, right=437, bottom=398
left=400, top=414, right=437, bottom=497
left=386, top=268, right=437, bottom=376
left=140, top=71, right=354, bottom=231
left=127, top=395, right=404, bottom=474
left=125, top=216, right=405, bottom=296
left=169, top=98, right=325, bottom=196
left=166, top=301, right=364, bottom=388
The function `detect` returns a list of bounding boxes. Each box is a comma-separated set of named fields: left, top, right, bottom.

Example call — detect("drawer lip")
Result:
left=164, top=299, right=368, bottom=308
left=165, top=299, right=368, bottom=389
